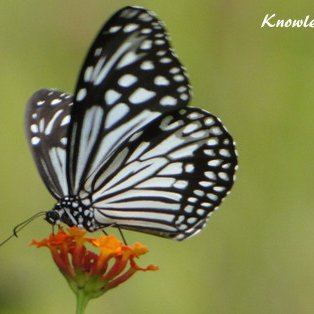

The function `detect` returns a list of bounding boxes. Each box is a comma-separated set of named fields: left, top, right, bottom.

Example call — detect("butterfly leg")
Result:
left=102, top=229, right=109, bottom=236
left=116, top=224, right=127, bottom=245
left=101, top=224, right=127, bottom=245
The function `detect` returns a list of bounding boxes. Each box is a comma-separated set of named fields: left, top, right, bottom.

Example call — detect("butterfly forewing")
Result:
left=68, top=6, right=191, bottom=194
left=25, top=89, right=73, bottom=198
left=89, top=107, right=237, bottom=240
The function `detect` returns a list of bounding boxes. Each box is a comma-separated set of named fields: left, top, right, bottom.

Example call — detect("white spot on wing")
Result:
left=174, top=74, right=185, bottom=81
left=185, top=164, right=194, bottom=173
left=31, top=136, right=40, bottom=145
left=140, top=61, right=154, bottom=70
left=189, top=112, right=203, bottom=120
left=94, top=48, right=102, bottom=56
left=155, top=39, right=165, bottom=45
left=156, top=50, right=166, bottom=56
left=190, top=130, right=208, bottom=139
left=60, top=137, right=68, bottom=145
left=139, top=13, right=153, bottom=22
left=60, top=115, right=71, bottom=126
left=105, top=90, right=121, bottom=105
left=124, top=23, right=139, bottom=32
left=109, top=26, right=121, bottom=33
left=207, top=158, right=223, bottom=167
left=51, top=98, right=61, bottom=106
left=194, top=190, right=205, bottom=197
left=154, top=76, right=169, bottom=86
left=183, top=122, right=201, bottom=135
left=105, top=103, right=130, bottom=129
left=187, top=217, right=197, bottom=224
left=180, top=94, right=189, bottom=101
left=204, top=149, right=215, bottom=156
left=219, top=149, right=231, bottom=157
left=129, top=88, right=156, bottom=104
left=160, top=57, right=172, bottom=64
left=30, top=124, right=38, bottom=133
left=207, top=138, right=219, bottom=146
left=199, top=181, right=213, bottom=187
left=170, top=67, right=180, bottom=74
left=184, top=205, right=194, bottom=213
left=160, top=96, right=177, bottom=106
left=214, top=186, right=226, bottom=192
left=84, top=66, right=93, bottom=82
left=210, top=126, right=223, bottom=135
left=197, top=209, right=205, bottom=216
left=178, top=86, right=187, bottom=92
left=44, top=109, right=64, bottom=135
left=207, top=193, right=218, bottom=201
left=218, top=172, right=230, bottom=181
left=141, top=40, right=153, bottom=50
left=141, top=28, right=153, bottom=34
left=205, top=171, right=216, bottom=180
left=173, top=180, right=188, bottom=189
left=117, top=51, right=138, bottom=68
left=118, top=74, right=138, bottom=87
left=76, top=88, right=87, bottom=101
left=205, top=117, right=215, bottom=126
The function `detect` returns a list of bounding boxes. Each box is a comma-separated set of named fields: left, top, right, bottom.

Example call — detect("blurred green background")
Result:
left=1, top=1, right=314, bottom=313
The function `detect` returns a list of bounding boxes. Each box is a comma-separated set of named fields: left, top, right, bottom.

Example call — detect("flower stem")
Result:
left=76, top=289, right=90, bottom=314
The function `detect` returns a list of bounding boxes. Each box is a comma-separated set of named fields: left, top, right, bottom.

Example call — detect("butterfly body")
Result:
left=26, top=6, right=238, bottom=241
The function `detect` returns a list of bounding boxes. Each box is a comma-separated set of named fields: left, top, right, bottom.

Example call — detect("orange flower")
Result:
left=32, top=227, right=158, bottom=313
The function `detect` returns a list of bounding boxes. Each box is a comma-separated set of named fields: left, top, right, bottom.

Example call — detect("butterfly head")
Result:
left=45, top=197, right=97, bottom=232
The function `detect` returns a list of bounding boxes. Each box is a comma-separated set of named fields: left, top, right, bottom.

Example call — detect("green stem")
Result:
left=76, top=289, right=90, bottom=314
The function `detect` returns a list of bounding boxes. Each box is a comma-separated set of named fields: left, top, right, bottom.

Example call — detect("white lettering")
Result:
left=261, top=13, right=276, bottom=28
left=292, top=20, right=303, bottom=28
left=304, top=15, right=310, bottom=27
left=261, top=14, right=314, bottom=28
left=284, top=19, right=292, bottom=27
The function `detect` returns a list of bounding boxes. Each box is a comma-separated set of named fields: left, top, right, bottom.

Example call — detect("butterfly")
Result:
left=25, top=6, right=237, bottom=241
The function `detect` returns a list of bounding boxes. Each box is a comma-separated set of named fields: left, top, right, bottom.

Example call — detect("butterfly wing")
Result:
left=25, top=89, right=73, bottom=198
left=89, top=107, right=237, bottom=240
left=68, top=6, right=191, bottom=194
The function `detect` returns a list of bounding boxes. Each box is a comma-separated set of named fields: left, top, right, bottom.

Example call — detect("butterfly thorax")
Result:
left=45, top=196, right=97, bottom=231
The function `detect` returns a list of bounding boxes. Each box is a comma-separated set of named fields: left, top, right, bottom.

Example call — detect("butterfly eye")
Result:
left=25, top=6, right=237, bottom=240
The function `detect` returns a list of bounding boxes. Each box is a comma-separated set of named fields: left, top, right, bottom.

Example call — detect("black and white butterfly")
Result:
left=25, top=6, right=237, bottom=241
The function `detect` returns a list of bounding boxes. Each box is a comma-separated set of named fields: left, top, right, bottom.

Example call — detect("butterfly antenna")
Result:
left=0, top=211, right=46, bottom=247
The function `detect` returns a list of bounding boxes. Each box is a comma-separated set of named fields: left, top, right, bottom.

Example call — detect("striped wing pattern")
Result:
left=90, top=107, right=237, bottom=240
left=25, top=89, right=73, bottom=198
left=25, top=6, right=237, bottom=240
left=68, top=6, right=191, bottom=194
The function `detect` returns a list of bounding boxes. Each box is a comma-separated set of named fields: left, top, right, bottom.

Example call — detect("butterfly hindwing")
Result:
left=68, top=6, right=191, bottom=194
left=25, top=89, right=73, bottom=198
left=89, top=107, right=237, bottom=240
